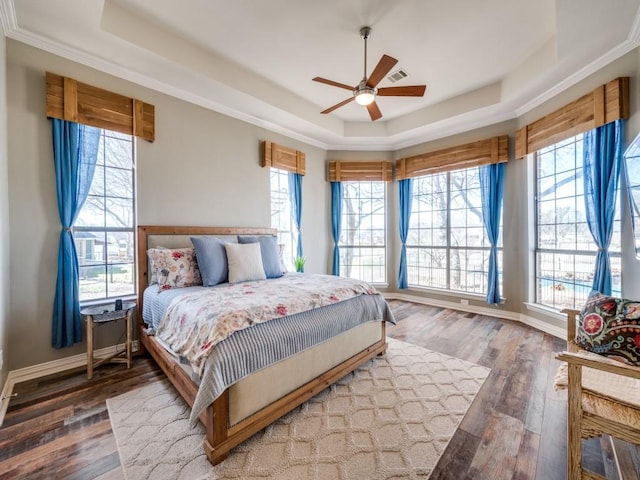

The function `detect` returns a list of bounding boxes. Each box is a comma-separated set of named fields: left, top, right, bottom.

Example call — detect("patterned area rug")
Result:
left=107, top=338, right=490, bottom=479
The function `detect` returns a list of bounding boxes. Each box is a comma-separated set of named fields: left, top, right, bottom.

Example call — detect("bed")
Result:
left=136, top=225, right=392, bottom=465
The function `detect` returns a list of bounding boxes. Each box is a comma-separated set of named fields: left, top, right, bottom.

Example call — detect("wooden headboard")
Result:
left=136, top=225, right=277, bottom=324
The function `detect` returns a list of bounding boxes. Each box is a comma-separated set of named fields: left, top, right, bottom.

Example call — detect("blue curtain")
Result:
left=583, top=119, right=624, bottom=295
left=398, top=178, right=414, bottom=289
left=331, top=182, right=343, bottom=275
left=52, top=119, right=100, bottom=348
left=479, top=163, right=505, bottom=304
left=288, top=172, right=303, bottom=268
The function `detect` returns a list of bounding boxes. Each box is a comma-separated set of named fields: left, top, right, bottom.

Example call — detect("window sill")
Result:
left=405, top=286, right=490, bottom=302
left=80, top=295, right=137, bottom=309
left=524, top=302, right=566, bottom=322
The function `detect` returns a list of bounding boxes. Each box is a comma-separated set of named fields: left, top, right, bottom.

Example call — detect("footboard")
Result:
left=204, top=323, right=387, bottom=465
left=140, top=322, right=386, bottom=465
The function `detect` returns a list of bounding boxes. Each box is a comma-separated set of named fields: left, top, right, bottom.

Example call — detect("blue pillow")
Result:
left=238, top=235, right=283, bottom=279
left=190, top=236, right=229, bottom=286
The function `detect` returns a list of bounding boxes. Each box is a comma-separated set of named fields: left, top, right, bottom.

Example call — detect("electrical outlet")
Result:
left=460, top=299, right=469, bottom=306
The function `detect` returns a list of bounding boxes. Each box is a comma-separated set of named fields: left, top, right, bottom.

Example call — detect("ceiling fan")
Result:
left=313, top=26, right=427, bottom=122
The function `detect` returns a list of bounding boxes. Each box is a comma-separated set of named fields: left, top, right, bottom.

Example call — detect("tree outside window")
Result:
left=407, top=167, right=502, bottom=294
left=535, top=135, right=621, bottom=309
left=270, top=168, right=296, bottom=271
left=74, top=129, right=136, bottom=302
left=339, top=181, right=386, bottom=283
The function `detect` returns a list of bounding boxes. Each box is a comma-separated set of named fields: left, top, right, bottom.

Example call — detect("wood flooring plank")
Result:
left=599, top=436, right=622, bottom=480
left=535, top=334, right=569, bottom=480
left=1, top=301, right=637, bottom=479
left=0, top=420, right=112, bottom=479
left=0, top=405, right=73, bottom=450
left=513, top=429, right=541, bottom=480
left=428, top=427, right=480, bottom=480
left=611, top=437, right=640, bottom=479
left=497, top=330, right=544, bottom=423
left=467, top=411, right=525, bottom=480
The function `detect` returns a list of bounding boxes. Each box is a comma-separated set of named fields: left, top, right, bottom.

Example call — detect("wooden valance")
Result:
left=396, top=135, right=509, bottom=179
left=45, top=72, right=155, bottom=142
left=261, top=141, right=305, bottom=175
left=328, top=161, right=393, bottom=182
left=515, top=77, right=629, bottom=159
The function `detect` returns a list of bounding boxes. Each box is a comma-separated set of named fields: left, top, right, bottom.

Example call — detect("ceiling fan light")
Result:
left=355, top=89, right=376, bottom=105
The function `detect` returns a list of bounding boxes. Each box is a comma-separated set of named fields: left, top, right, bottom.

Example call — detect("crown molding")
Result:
left=5, top=23, right=330, bottom=150
left=514, top=14, right=640, bottom=118
left=4, top=0, right=640, bottom=152
left=0, top=0, right=17, bottom=36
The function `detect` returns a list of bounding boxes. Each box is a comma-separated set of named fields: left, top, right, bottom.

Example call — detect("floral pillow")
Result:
left=147, top=248, right=202, bottom=291
left=576, top=292, right=640, bottom=366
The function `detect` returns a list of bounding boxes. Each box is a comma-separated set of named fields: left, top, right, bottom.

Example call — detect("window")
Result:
left=535, top=134, right=621, bottom=309
left=74, top=129, right=136, bottom=302
left=406, top=167, right=502, bottom=294
left=625, top=135, right=640, bottom=255
left=270, top=168, right=296, bottom=271
left=339, top=181, right=386, bottom=283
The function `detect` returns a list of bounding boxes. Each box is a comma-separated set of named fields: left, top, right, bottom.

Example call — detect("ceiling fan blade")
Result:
left=366, top=55, right=398, bottom=88
left=366, top=101, right=382, bottom=121
left=321, top=97, right=355, bottom=114
left=377, top=85, right=427, bottom=97
left=313, top=77, right=355, bottom=91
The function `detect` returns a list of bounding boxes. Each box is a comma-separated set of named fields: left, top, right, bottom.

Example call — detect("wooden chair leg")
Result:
left=567, top=363, right=583, bottom=480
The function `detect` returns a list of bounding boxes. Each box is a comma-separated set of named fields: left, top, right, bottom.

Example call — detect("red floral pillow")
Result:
left=147, top=248, right=202, bottom=291
left=576, top=292, right=640, bottom=366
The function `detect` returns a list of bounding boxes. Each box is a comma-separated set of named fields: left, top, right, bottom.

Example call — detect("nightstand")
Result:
left=81, top=302, right=135, bottom=380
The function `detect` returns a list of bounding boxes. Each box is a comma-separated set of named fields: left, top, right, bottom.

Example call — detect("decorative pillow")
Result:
left=576, top=292, right=640, bottom=366
left=147, top=247, right=202, bottom=291
left=147, top=245, right=168, bottom=284
left=238, top=235, right=284, bottom=278
left=190, top=236, right=229, bottom=286
left=224, top=242, right=266, bottom=283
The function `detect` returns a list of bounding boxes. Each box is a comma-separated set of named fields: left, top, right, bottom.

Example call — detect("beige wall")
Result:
left=388, top=48, right=640, bottom=330
left=5, top=37, right=640, bottom=373
left=0, top=33, right=9, bottom=385
left=6, top=40, right=329, bottom=370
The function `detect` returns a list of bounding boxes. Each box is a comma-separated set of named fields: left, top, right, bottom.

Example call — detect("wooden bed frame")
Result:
left=136, top=225, right=388, bottom=465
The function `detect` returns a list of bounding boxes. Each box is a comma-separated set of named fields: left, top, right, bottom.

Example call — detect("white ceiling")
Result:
left=2, top=0, right=640, bottom=150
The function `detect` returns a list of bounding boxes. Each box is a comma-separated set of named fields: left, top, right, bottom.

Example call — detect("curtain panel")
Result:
left=51, top=119, right=100, bottom=348
left=479, top=163, right=505, bottom=304
left=331, top=182, right=343, bottom=275
left=397, top=178, right=414, bottom=289
left=583, top=119, right=624, bottom=295
left=288, top=172, right=304, bottom=268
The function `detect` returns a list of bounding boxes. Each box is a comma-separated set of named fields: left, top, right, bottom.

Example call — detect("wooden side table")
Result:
left=82, top=302, right=135, bottom=380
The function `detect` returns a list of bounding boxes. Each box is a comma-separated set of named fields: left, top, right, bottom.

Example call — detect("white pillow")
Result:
left=225, top=242, right=267, bottom=283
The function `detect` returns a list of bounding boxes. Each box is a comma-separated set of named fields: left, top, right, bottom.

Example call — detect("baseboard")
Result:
left=0, top=340, right=139, bottom=427
left=384, top=292, right=565, bottom=339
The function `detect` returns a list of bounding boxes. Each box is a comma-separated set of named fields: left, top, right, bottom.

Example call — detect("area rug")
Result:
left=107, top=338, right=490, bottom=480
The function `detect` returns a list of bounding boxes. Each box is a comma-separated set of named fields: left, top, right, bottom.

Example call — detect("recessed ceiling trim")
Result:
left=4, top=0, right=640, bottom=152
left=514, top=32, right=640, bottom=117
left=4, top=23, right=330, bottom=150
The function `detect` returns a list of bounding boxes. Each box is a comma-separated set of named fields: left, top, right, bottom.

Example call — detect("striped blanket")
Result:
left=151, top=274, right=394, bottom=424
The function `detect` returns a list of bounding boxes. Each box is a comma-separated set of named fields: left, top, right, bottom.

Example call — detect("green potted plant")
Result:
left=293, top=256, right=306, bottom=273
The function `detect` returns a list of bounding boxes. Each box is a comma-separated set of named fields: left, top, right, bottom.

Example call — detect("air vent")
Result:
left=387, top=68, right=409, bottom=83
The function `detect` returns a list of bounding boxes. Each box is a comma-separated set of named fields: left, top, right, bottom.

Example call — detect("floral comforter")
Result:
left=155, top=273, right=379, bottom=375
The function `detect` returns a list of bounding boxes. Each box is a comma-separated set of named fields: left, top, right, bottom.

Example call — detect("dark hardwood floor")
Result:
left=0, top=300, right=637, bottom=479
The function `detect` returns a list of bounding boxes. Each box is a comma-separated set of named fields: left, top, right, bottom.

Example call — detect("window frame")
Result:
left=269, top=167, right=296, bottom=271
left=74, top=128, right=137, bottom=304
left=338, top=180, right=387, bottom=284
left=406, top=167, right=503, bottom=295
left=533, top=134, right=621, bottom=310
